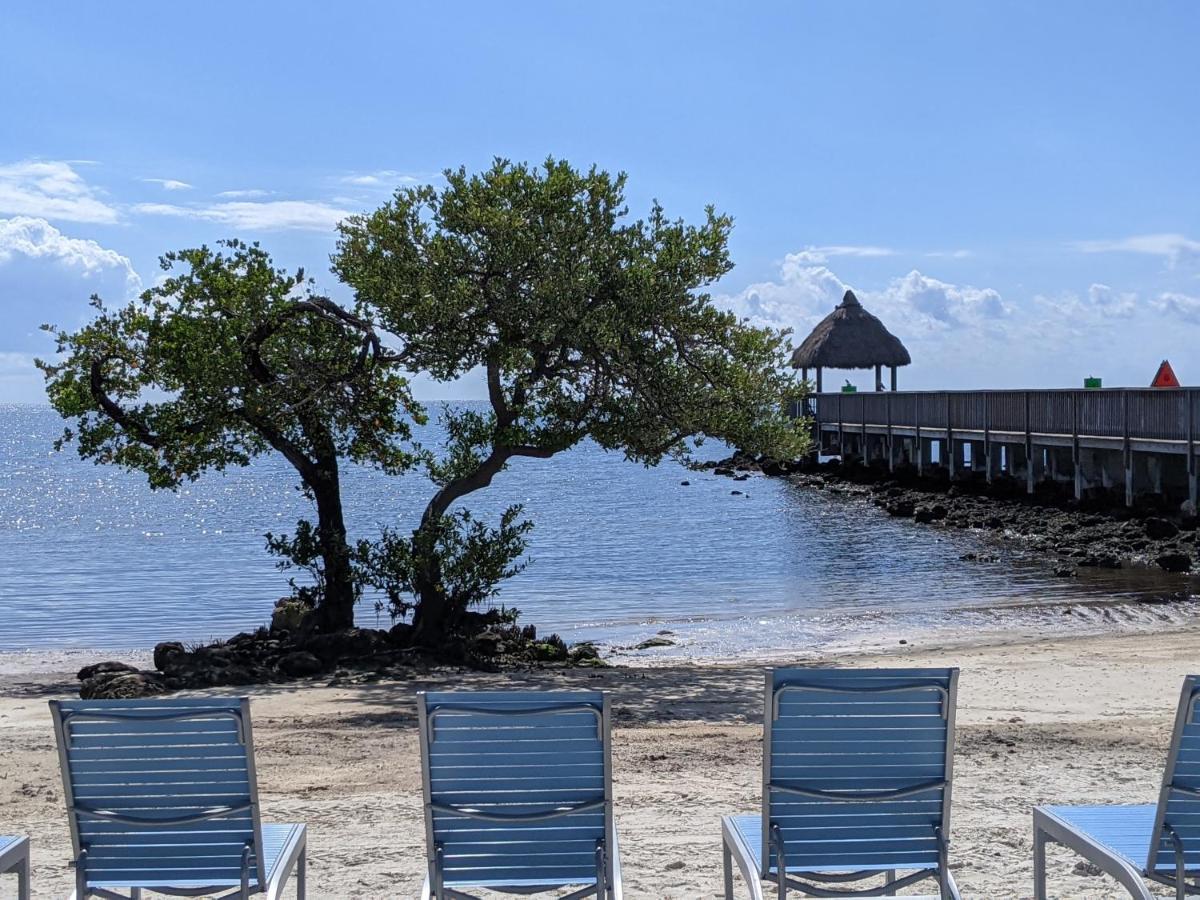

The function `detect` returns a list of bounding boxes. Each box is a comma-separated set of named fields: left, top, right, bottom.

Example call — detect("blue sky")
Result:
left=3, top=1, right=1199, bottom=401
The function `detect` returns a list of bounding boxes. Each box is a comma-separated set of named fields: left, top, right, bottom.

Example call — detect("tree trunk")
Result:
left=309, top=462, right=356, bottom=632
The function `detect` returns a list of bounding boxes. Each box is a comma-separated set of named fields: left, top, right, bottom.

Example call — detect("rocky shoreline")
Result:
left=76, top=607, right=604, bottom=699
left=705, top=452, right=1200, bottom=577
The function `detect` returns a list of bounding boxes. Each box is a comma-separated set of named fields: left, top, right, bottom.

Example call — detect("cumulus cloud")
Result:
left=1152, top=291, right=1200, bottom=323
left=133, top=200, right=353, bottom=232
left=0, top=160, right=119, bottom=224
left=786, top=245, right=894, bottom=265
left=142, top=178, right=192, bottom=191
left=0, top=216, right=140, bottom=291
left=718, top=254, right=1006, bottom=339
left=873, top=270, right=1009, bottom=331
left=1073, top=233, right=1200, bottom=267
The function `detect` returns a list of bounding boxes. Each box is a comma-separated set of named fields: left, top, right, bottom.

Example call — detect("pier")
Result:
left=803, top=387, right=1200, bottom=509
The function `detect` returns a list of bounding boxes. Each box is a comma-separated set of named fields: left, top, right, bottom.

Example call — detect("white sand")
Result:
left=0, top=627, right=1196, bottom=898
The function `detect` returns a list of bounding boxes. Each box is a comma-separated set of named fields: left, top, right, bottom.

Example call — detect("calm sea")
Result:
left=1, top=404, right=1197, bottom=658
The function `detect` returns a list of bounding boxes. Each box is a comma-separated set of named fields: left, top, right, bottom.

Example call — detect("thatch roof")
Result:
left=790, top=290, right=911, bottom=370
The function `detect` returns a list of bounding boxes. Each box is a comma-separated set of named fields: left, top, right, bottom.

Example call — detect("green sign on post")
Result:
left=1084, top=377, right=1102, bottom=389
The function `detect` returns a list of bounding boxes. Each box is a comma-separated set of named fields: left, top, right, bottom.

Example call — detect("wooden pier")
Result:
left=800, top=388, right=1200, bottom=508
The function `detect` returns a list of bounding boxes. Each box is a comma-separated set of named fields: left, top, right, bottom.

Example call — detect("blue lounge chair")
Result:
left=0, top=835, right=30, bottom=899
left=49, top=697, right=307, bottom=899
left=1034, top=674, right=1200, bottom=899
left=417, top=690, right=622, bottom=899
left=721, top=667, right=962, bottom=899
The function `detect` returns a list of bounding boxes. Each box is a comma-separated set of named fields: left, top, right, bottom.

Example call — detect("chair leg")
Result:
left=723, top=841, right=734, bottom=900
left=131, top=890, right=142, bottom=900
left=16, top=852, right=29, bottom=900
left=296, top=843, right=307, bottom=899
left=1033, top=822, right=1048, bottom=900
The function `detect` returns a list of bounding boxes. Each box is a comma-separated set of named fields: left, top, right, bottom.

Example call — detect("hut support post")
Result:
left=874, top=363, right=882, bottom=391
left=916, top=425, right=923, bottom=476
left=890, top=366, right=897, bottom=391
left=816, top=367, right=823, bottom=394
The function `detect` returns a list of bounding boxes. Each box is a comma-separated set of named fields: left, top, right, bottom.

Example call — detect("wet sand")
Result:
left=0, top=627, right=1196, bottom=898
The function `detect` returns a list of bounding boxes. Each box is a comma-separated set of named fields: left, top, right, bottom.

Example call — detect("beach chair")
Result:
left=721, top=667, right=962, bottom=899
left=49, top=697, right=306, bottom=899
left=0, top=835, right=30, bottom=899
left=417, top=690, right=622, bottom=899
left=1033, top=673, right=1200, bottom=900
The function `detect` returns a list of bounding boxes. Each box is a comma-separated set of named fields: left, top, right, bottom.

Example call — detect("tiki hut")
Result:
left=791, top=289, right=911, bottom=391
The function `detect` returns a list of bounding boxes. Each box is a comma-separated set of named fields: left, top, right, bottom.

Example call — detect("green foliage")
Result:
left=40, top=239, right=421, bottom=486
left=334, top=157, right=808, bottom=477
left=333, top=157, right=808, bottom=638
left=265, top=519, right=353, bottom=609
left=355, top=505, right=533, bottom=621
left=38, top=240, right=424, bottom=628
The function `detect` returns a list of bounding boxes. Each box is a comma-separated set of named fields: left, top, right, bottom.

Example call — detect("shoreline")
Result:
left=2, top=625, right=1197, bottom=897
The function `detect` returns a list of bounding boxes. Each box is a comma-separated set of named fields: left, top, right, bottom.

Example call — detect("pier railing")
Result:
left=801, top=388, right=1200, bottom=447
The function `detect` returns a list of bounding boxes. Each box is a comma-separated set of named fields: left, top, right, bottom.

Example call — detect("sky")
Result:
left=2, top=1, right=1199, bottom=401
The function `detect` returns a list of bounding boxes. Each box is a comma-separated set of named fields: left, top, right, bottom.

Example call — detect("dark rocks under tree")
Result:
left=76, top=607, right=605, bottom=699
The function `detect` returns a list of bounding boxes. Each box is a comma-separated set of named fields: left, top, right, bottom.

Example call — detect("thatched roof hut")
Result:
left=791, top=290, right=911, bottom=391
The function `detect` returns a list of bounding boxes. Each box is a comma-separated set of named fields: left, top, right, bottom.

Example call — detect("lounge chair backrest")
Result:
left=1148, top=674, right=1200, bottom=875
left=763, top=667, right=958, bottom=878
left=418, top=690, right=612, bottom=891
left=49, top=697, right=266, bottom=889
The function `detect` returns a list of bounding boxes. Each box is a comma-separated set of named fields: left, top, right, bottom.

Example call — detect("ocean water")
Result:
left=1, top=404, right=1197, bottom=658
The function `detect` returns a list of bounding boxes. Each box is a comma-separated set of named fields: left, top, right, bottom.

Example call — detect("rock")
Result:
left=760, top=458, right=789, bottom=477
left=1156, top=552, right=1192, bottom=573
left=77, top=660, right=137, bottom=682
left=913, top=504, right=947, bottom=524
left=733, top=473, right=750, bottom=481
left=469, top=630, right=506, bottom=657
left=885, top=500, right=915, bottom=518
left=80, top=670, right=166, bottom=700
left=713, top=466, right=733, bottom=476
left=152, top=641, right=187, bottom=672
left=568, top=642, right=602, bottom=664
left=270, top=597, right=312, bottom=633
left=984, top=516, right=1005, bottom=530
left=1145, top=517, right=1180, bottom=540
left=1073, top=861, right=1103, bottom=877
left=731, top=490, right=743, bottom=496
left=387, top=622, right=414, bottom=647
left=278, top=650, right=325, bottom=677
left=635, top=637, right=676, bottom=650
left=680, top=480, right=690, bottom=486
left=303, top=628, right=388, bottom=663
left=1053, top=565, right=1077, bottom=577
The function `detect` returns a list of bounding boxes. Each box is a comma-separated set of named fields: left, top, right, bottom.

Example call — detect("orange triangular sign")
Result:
left=1151, top=359, right=1180, bottom=388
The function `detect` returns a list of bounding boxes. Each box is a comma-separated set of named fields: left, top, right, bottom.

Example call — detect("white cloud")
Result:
left=0, top=216, right=140, bottom=291
left=925, top=249, right=973, bottom=259
left=1073, top=233, right=1200, bottom=266
left=215, top=188, right=270, bottom=199
left=877, top=270, right=1009, bottom=331
left=133, top=200, right=353, bottom=232
left=0, top=160, right=119, bottom=224
left=1152, top=291, right=1200, bottom=323
left=719, top=255, right=1006, bottom=339
left=786, top=245, right=894, bottom=265
left=143, top=178, right=192, bottom=191
left=339, top=170, right=426, bottom=188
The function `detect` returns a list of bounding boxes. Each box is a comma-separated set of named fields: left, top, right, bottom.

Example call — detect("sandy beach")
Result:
left=0, top=628, right=1196, bottom=899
